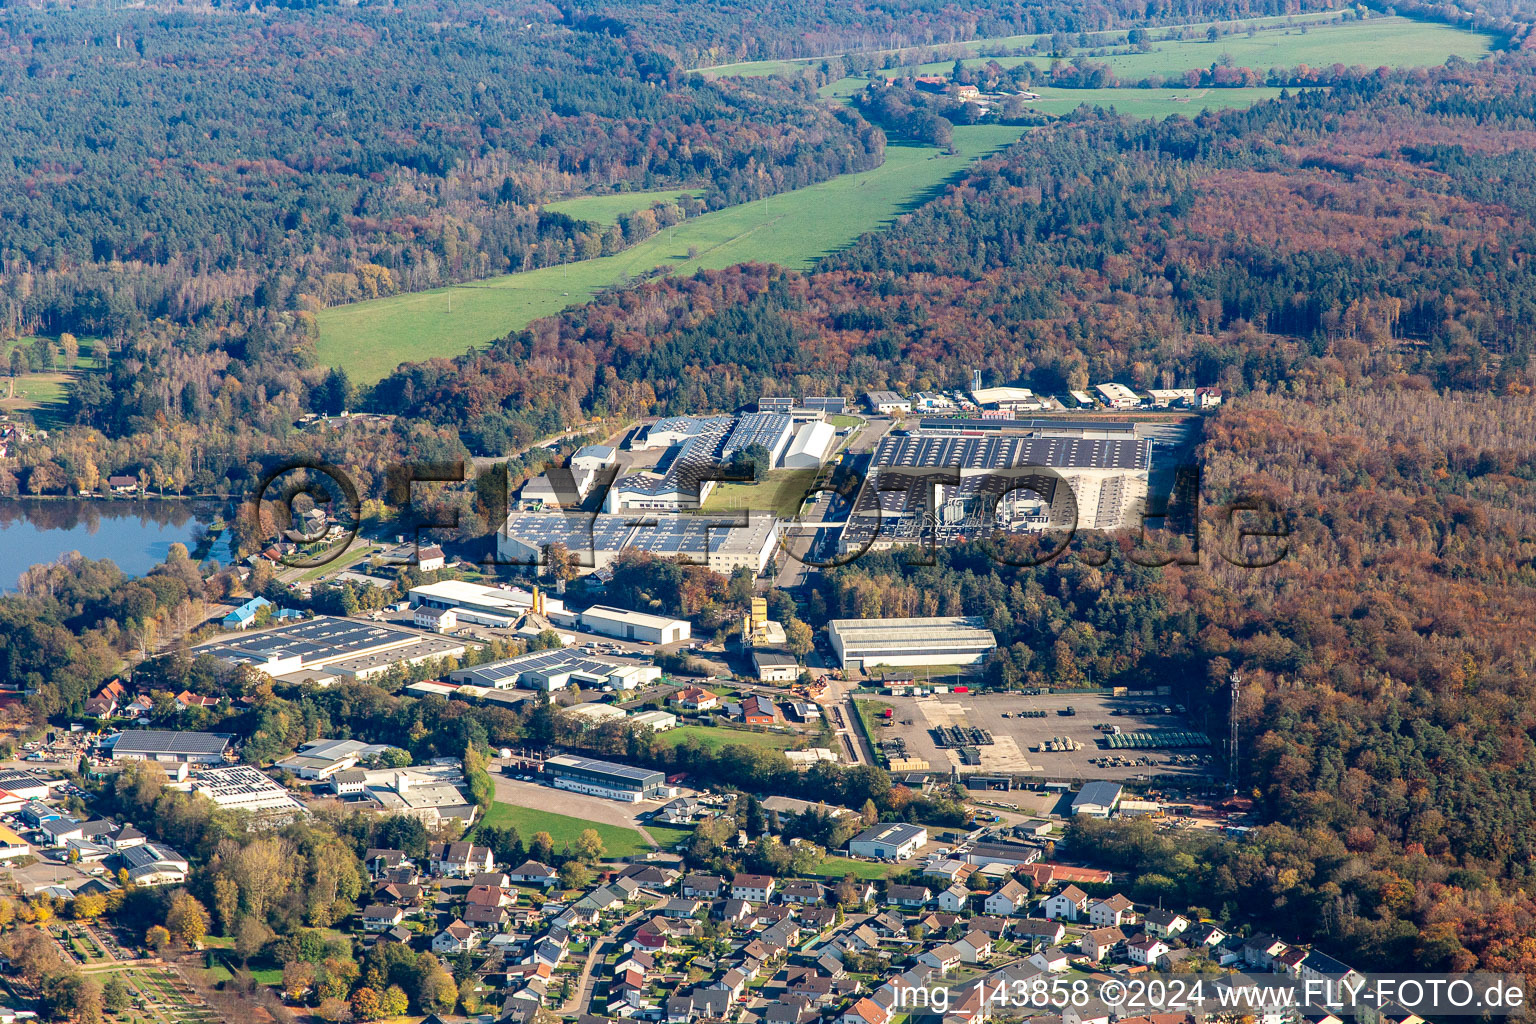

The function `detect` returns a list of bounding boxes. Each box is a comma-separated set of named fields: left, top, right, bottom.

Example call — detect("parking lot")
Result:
left=863, top=692, right=1217, bottom=783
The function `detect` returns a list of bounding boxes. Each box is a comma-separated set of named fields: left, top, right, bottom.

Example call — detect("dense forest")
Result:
left=365, top=57, right=1536, bottom=445
left=0, top=1, right=882, bottom=337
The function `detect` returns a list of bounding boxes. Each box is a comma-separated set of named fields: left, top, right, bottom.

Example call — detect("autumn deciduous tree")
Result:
left=166, top=892, right=209, bottom=949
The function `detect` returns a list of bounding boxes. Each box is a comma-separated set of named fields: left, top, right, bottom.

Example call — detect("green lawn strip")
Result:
left=814, top=854, right=901, bottom=880
left=700, top=467, right=820, bottom=518
left=543, top=189, right=705, bottom=226
left=315, top=124, right=1029, bottom=382
left=653, top=722, right=800, bottom=753
left=474, top=802, right=651, bottom=857
left=644, top=824, right=693, bottom=851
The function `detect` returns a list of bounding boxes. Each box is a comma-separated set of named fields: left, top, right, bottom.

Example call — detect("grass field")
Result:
left=656, top=723, right=802, bottom=753
left=701, top=12, right=1485, bottom=77
left=814, top=854, right=903, bottom=880
left=870, top=16, right=1492, bottom=80
left=475, top=801, right=651, bottom=858
left=645, top=824, right=694, bottom=850
left=701, top=467, right=820, bottom=518
left=543, top=188, right=704, bottom=225
left=316, top=123, right=1029, bottom=382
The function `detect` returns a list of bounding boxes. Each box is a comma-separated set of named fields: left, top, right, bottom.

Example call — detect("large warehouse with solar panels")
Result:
left=839, top=429, right=1152, bottom=553
left=542, top=754, right=671, bottom=802
left=498, top=511, right=778, bottom=577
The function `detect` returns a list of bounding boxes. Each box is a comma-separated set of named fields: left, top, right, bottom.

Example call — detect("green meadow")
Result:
left=543, top=188, right=704, bottom=226
left=474, top=801, right=651, bottom=858
left=316, top=124, right=1029, bottom=381
left=701, top=12, right=1486, bottom=78
left=868, top=16, right=1492, bottom=80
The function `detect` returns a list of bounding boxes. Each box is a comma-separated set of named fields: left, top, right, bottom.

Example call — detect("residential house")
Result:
left=1142, top=908, right=1189, bottom=939
left=984, top=879, right=1030, bottom=916
left=1028, top=947, right=1070, bottom=973
left=780, top=880, right=825, bottom=905
left=1189, top=923, right=1227, bottom=948
left=364, top=848, right=408, bottom=876
left=885, top=884, right=930, bottom=908
left=1080, top=927, right=1125, bottom=962
left=762, top=998, right=816, bottom=1024
left=1298, top=950, right=1363, bottom=988
left=681, top=873, right=723, bottom=899
left=731, top=873, right=775, bottom=902
left=917, top=943, right=962, bottom=976
left=467, top=885, right=515, bottom=909
left=1041, top=885, right=1090, bottom=921
left=510, top=860, right=559, bottom=887
left=842, top=998, right=891, bottom=1024
left=1242, top=934, right=1289, bottom=970
left=1012, top=918, right=1066, bottom=947
left=429, top=841, right=494, bottom=878
left=707, top=967, right=748, bottom=1003
left=738, top=695, right=776, bottom=724
left=431, top=920, right=479, bottom=954
left=802, top=907, right=840, bottom=935
left=662, top=898, right=701, bottom=919
left=1272, top=946, right=1308, bottom=976
left=361, top=905, right=405, bottom=932
left=937, top=883, right=972, bottom=913
left=673, top=686, right=719, bottom=712
left=954, top=930, right=993, bottom=963
left=1126, top=937, right=1170, bottom=965
left=1087, top=894, right=1134, bottom=927
left=716, top=898, right=751, bottom=924
left=464, top=903, right=510, bottom=930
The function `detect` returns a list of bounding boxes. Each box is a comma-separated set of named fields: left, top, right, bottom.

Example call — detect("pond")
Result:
left=0, top=498, right=234, bottom=592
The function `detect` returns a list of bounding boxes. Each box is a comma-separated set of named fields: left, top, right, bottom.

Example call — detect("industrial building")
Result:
left=542, top=754, right=670, bottom=802
left=827, top=617, right=998, bottom=670
left=630, top=710, right=677, bottom=732
left=609, top=417, right=734, bottom=511
left=751, top=648, right=800, bottom=682
left=722, top=412, right=794, bottom=467
left=1094, top=382, right=1142, bottom=409
left=0, top=768, right=52, bottom=802
left=407, top=580, right=564, bottom=629
left=189, top=765, right=307, bottom=816
left=273, top=737, right=395, bottom=779
left=561, top=703, right=629, bottom=726
left=863, top=391, right=912, bottom=414
left=838, top=429, right=1152, bottom=551
left=499, top=511, right=779, bottom=577
left=1071, top=781, right=1124, bottom=817
left=557, top=604, right=691, bottom=644
left=109, top=730, right=232, bottom=765
left=633, top=415, right=735, bottom=451
left=970, top=386, right=1047, bottom=411
left=196, top=616, right=470, bottom=684
left=783, top=421, right=837, bottom=469
left=917, top=418, right=1137, bottom=439
left=447, top=647, right=661, bottom=691
left=351, top=763, right=479, bottom=827
left=848, top=822, right=929, bottom=861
